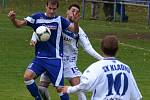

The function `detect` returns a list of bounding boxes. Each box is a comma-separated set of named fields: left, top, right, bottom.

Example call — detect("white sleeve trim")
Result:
left=31, top=32, right=39, bottom=41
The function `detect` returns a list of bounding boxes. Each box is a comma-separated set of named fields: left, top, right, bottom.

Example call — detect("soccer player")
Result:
left=8, top=0, right=80, bottom=100
left=59, top=35, right=142, bottom=100
left=31, top=4, right=103, bottom=100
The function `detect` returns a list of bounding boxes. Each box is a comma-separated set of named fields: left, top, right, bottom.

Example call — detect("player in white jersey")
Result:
left=59, top=35, right=142, bottom=100
left=31, top=4, right=103, bottom=100
left=8, top=0, right=80, bottom=100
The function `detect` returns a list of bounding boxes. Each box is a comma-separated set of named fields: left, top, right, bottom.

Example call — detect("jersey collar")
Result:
left=103, top=57, right=117, bottom=60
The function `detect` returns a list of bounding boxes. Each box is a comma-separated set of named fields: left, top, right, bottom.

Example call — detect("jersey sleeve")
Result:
left=24, top=12, right=42, bottom=29
left=24, top=13, right=36, bottom=26
left=61, top=16, right=70, bottom=30
left=67, top=62, right=101, bottom=93
left=79, top=27, right=103, bottom=60
left=31, top=32, right=39, bottom=41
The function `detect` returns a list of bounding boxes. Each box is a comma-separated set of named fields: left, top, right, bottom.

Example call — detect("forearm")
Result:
left=67, top=85, right=80, bottom=94
left=8, top=10, right=26, bottom=28
left=73, top=22, right=79, bottom=34
left=84, top=45, right=103, bottom=60
left=10, top=19, right=26, bottom=28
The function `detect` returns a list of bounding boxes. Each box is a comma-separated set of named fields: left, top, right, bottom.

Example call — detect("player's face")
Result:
left=67, top=7, right=80, bottom=22
left=46, top=3, right=57, bottom=17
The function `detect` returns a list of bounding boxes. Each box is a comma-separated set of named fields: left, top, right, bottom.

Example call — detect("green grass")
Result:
left=1, top=0, right=150, bottom=100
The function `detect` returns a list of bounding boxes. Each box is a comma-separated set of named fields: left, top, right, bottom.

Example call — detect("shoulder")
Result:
left=31, top=12, right=44, bottom=16
left=83, top=60, right=104, bottom=77
left=59, top=16, right=70, bottom=29
left=79, top=27, right=85, bottom=34
left=59, top=16, right=67, bottom=21
left=116, top=60, right=132, bottom=73
left=118, top=60, right=131, bottom=69
left=79, top=27, right=87, bottom=37
left=87, top=60, right=103, bottom=71
left=26, top=12, right=45, bottom=19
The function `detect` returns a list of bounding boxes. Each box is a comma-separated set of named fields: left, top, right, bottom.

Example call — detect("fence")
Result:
left=81, top=0, right=150, bottom=25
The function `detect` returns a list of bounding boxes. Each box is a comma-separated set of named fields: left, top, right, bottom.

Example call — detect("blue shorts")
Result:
left=27, top=58, right=64, bottom=87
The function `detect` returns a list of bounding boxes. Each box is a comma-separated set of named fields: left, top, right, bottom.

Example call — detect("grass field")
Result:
left=0, top=0, right=150, bottom=100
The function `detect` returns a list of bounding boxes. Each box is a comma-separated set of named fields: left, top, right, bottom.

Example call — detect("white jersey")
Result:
left=63, top=27, right=103, bottom=69
left=67, top=57, right=142, bottom=100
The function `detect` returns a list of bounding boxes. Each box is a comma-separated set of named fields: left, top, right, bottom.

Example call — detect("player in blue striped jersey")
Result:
left=8, top=0, right=80, bottom=100
left=31, top=4, right=103, bottom=100
left=59, top=35, right=142, bottom=100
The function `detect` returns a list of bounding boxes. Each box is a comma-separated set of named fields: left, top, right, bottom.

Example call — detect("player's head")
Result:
left=101, top=35, right=118, bottom=57
left=67, top=4, right=80, bottom=22
left=45, top=0, right=59, bottom=17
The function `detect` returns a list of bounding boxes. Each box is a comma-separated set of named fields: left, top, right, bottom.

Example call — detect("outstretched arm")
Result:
left=79, top=27, right=103, bottom=60
left=8, top=10, right=26, bottom=28
left=59, top=63, right=100, bottom=94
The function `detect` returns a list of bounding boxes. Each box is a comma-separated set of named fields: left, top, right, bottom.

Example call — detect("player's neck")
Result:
left=103, top=54, right=114, bottom=58
left=45, top=13, right=55, bottom=18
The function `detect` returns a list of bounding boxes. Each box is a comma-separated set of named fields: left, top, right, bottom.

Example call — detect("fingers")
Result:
left=57, top=87, right=63, bottom=93
left=30, top=40, right=37, bottom=47
left=56, top=86, right=68, bottom=93
left=72, top=12, right=80, bottom=23
left=8, top=10, right=16, bottom=20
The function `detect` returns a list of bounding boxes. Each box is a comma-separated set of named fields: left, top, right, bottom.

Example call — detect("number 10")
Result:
left=106, top=72, right=128, bottom=96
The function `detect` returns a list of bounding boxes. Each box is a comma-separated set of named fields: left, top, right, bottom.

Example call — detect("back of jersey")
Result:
left=90, top=58, right=142, bottom=100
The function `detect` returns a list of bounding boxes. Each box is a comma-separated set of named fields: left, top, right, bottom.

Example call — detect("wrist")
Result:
left=10, top=17, right=16, bottom=22
left=67, top=86, right=79, bottom=94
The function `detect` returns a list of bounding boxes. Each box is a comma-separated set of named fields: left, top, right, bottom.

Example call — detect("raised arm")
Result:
left=67, top=11, right=80, bottom=34
left=8, top=10, right=26, bottom=28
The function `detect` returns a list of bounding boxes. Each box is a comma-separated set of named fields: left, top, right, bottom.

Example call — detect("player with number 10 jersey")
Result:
left=61, top=35, right=142, bottom=100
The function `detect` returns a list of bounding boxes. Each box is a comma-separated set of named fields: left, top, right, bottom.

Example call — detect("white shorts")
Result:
left=40, top=66, right=82, bottom=82
left=64, top=66, right=82, bottom=79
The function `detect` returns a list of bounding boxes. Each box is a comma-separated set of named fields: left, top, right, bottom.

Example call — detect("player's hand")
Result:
left=56, top=86, right=68, bottom=93
left=62, top=86, right=68, bottom=93
left=30, top=40, right=37, bottom=47
left=8, top=10, right=16, bottom=20
left=71, top=11, right=80, bottom=24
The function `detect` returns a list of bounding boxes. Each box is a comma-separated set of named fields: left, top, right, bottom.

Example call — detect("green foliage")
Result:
left=1, top=0, right=150, bottom=100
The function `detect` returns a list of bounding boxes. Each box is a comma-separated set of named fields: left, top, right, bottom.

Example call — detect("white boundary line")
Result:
left=94, top=38, right=150, bottom=52
left=120, top=42, right=150, bottom=52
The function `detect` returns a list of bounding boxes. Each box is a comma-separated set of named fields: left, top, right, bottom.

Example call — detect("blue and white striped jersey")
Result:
left=25, top=12, right=70, bottom=58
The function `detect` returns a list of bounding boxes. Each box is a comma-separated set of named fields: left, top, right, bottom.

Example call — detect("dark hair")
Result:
left=101, top=35, right=118, bottom=56
left=68, top=4, right=80, bottom=11
left=46, top=0, right=59, bottom=8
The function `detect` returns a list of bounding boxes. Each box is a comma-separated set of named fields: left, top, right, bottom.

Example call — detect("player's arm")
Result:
left=79, top=27, right=103, bottom=60
left=8, top=10, right=27, bottom=28
left=30, top=32, right=38, bottom=46
left=60, top=63, right=100, bottom=94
